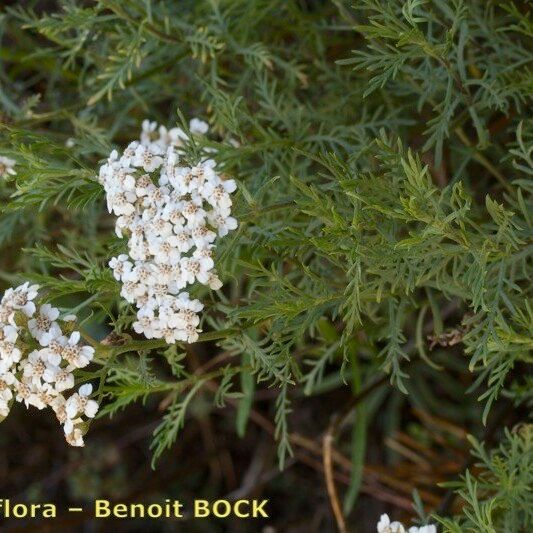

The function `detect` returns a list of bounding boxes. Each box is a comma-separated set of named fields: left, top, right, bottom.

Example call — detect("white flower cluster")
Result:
left=99, top=118, right=237, bottom=344
left=377, top=514, right=437, bottom=533
left=0, top=282, right=99, bottom=447
left=0, top=156, right=16, bottom=178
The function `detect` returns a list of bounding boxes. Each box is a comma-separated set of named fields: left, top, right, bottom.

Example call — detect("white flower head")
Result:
left=0, top=282, right=99, bottom=446
left=99, top=118, right=237, bottom=344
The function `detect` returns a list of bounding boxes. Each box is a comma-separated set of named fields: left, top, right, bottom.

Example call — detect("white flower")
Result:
left=377, top=515, right=406, bottom=533
left=65, top=426, right=85, bottom=447
left=148, top=236, right=182, bottom=265
left=43, top=365, right=75, bottom=393
left=22, top=350, right=49, bottom=385
left=116, top=168, right=136, bottom=191
left=208, top=210, right=238, bottom=237
left=133, top=144, right=163, bottom=172
left=147, top=215, right=173, bottom=238
left=154, top=263, right=183, bottom=285
left=115, top=214, right=135, bottom=238
left=145, top=184, right=170, bottom=209
left=189, top=118, right=209, bottom=135
left=157, top=126, right=188, bottom=148
left=174, top=292, right=204, bottom=313
left=28, top=303, right=62, bottom=346
left=0, top=156, right=16, bottom=178
left=0, top=340, right=22, bottom=370
left=108, top=191, right=136, bottom=216
left=3, top=282, right=39, bottom=316
left=140, top=119, right=157, bottom=145
left=133, top=308, right=161, bottom=339
left=409, top=526, right=437, bottom=533
left=181, top=257, right=212, bottom=285
left=66, top=384, right=99, bottom=419
left=377, top=515, right=436, bottom=533
left=121, top=142, right=139, bottom=167
left=182, top=200, right=207, bottom=227
left=201, top=176, right=236, bottom=209
left=207, top=271, right=223, bottom=290
left=124, top=263, right=155, bottom=290
left=161, top=201, right=185, bottom=227
left=2, top=324, right=18, bottom=343
left=15, top=378, right=47, bottom=409
left=184, top=323, right=201, bottom=343
left=41, top=339, right=63, bottom=366
left=191, top=225, right=217, bottom=248
left=171, top=229, right=193, bottom=253
left=0, top=371, right=15, bottom=417
left=192, top=246, right=215, bottom=270
left=60, top=332, right=95, bottom=368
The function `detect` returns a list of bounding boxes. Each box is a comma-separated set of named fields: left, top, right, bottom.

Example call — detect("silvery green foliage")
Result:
left=435, top=426, right=533, bottom=531
left=0, top=0, right=531, bottom=525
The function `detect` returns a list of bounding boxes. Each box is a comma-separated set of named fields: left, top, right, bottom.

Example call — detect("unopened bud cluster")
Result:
left=0, top=283, right=99, bottom=446
left=99, top=119, right=237, bottom=344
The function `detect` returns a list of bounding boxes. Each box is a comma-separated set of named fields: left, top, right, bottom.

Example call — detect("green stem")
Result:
left=99, top=326, right=242, bottom=357
left=454, top=126, right=513, bottom=194
left=343, top=348, right=368, bottom=514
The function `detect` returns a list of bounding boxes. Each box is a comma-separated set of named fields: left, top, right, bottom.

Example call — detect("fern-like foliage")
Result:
left=0, top=0, right=531, bottom=525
